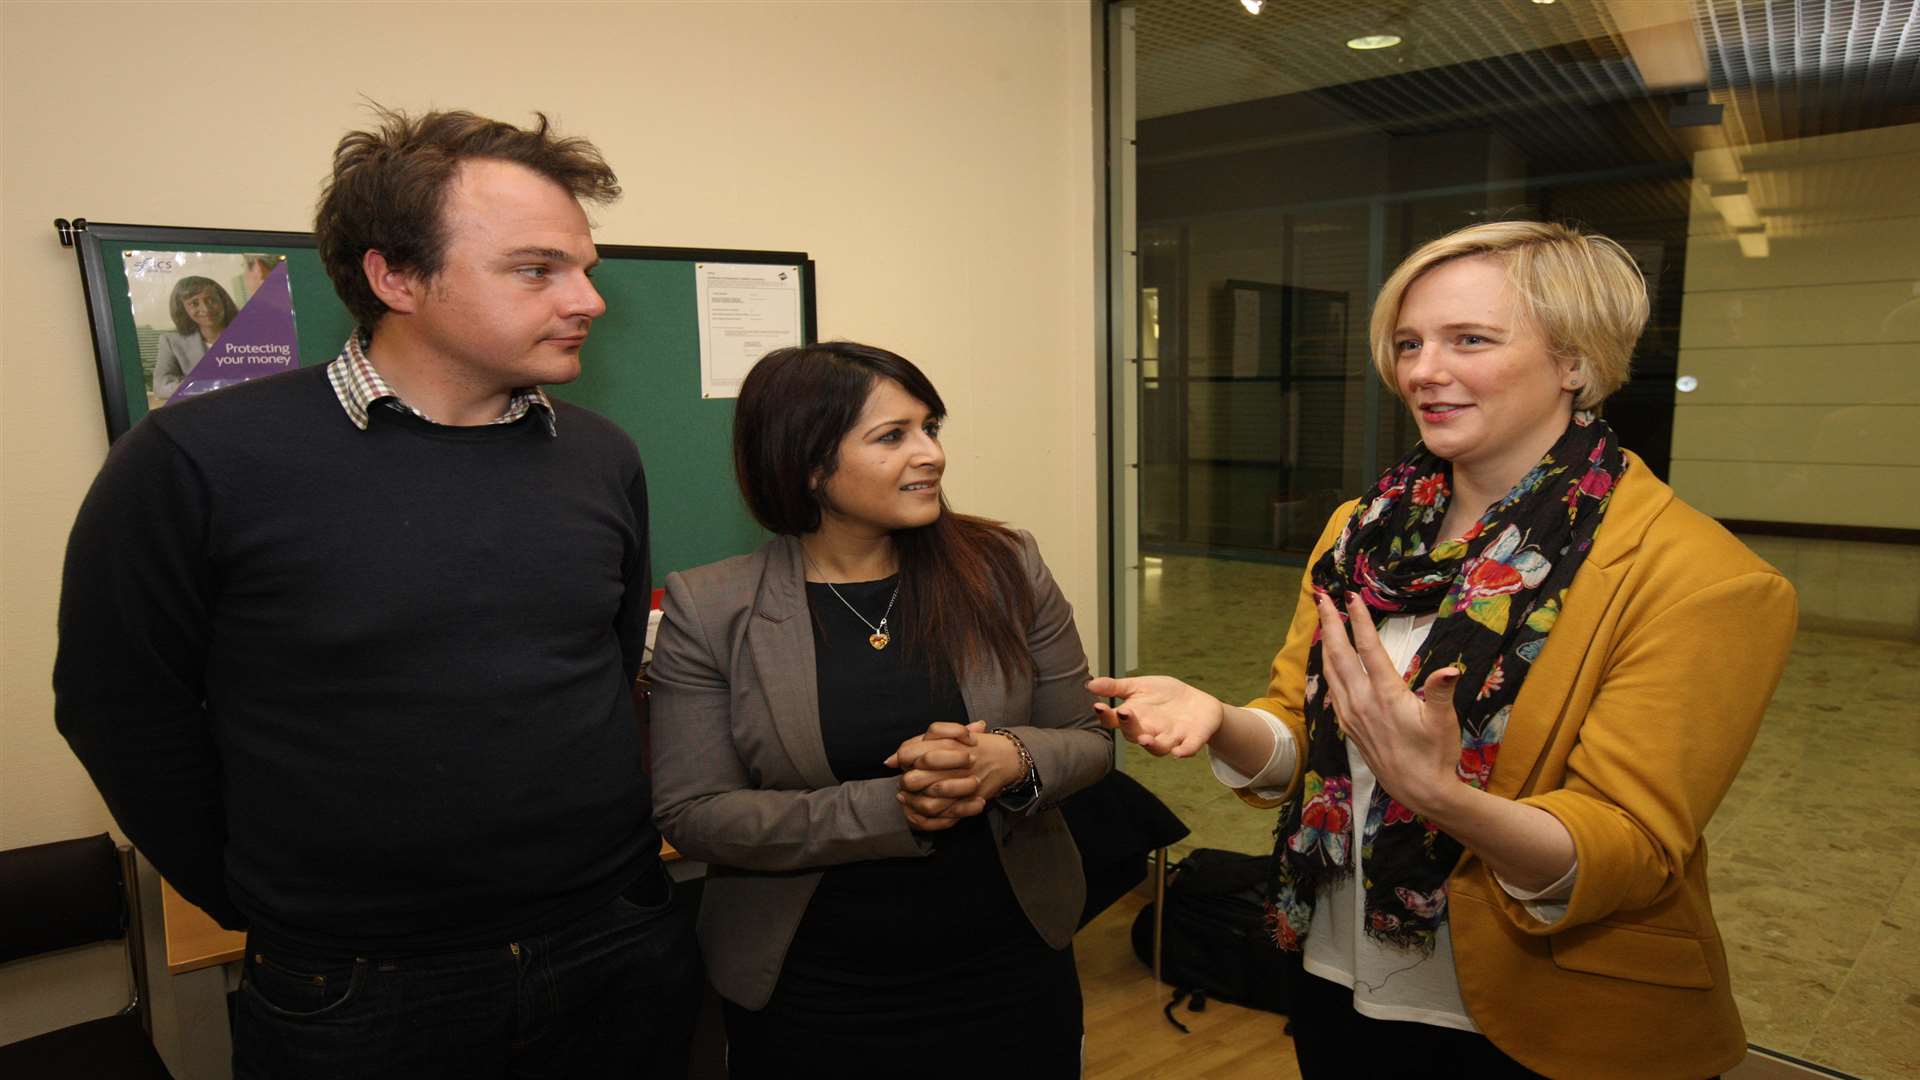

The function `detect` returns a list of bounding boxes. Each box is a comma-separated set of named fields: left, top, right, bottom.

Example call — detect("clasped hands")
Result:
left=884, top=721, right=1023, bottom=831
left=1087, top=590, right=1464, bottom=817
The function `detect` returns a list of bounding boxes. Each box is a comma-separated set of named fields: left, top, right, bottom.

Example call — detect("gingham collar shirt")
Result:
left=326, top=332, right=557, bottom=436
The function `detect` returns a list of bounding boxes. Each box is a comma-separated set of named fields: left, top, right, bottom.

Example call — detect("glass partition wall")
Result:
left=1106, top=2, right=1919, bottom=1073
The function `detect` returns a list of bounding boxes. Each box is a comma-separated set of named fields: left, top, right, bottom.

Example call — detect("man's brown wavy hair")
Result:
left=314, top=106, right=620, bottom=333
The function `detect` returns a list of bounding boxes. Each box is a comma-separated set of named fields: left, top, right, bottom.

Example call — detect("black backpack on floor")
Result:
left=1130, top=847, right=1297, bottom=1019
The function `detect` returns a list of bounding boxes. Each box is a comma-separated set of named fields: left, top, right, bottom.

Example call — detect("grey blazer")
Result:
left=650, top=530, right=1112, bottom=1009
left=151, top=331, right=208, bottom=400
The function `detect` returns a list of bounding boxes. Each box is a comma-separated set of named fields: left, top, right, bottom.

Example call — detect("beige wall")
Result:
left=0, top=0, right=1100, bottom=1061
left=1670, top=124, right=1920, bottom=637
left=1672, top=124, right=1920, bottom=529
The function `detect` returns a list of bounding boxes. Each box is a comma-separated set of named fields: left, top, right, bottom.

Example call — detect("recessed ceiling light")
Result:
left=1241, top=0, right=1262, bottom=12
left=1532, top=0, right=1557, bottom=5
left=1347, top=34, right=1403, bottom=50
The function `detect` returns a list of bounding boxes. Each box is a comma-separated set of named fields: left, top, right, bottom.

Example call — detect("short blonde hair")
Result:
left=1368, top=221, right=1648, bottom=411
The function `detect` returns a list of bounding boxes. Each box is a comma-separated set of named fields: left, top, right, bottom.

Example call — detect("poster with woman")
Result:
left=123, top=250, right=298, bottom=408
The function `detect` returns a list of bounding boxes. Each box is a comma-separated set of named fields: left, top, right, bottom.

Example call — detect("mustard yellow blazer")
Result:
left=1242, top=452, right=1797, bottom=1078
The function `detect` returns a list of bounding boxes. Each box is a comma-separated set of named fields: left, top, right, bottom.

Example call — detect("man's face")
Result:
left=403, top=158, right=606, bottom=391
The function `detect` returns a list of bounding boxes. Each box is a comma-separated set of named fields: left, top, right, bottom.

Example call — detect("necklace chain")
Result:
left=803, top=550, right=901, bottom=649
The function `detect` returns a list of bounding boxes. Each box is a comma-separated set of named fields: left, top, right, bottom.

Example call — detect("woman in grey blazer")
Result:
left=651, top=341, right=1110, bottom=1075
left=150, top=276, right=239, bottom=401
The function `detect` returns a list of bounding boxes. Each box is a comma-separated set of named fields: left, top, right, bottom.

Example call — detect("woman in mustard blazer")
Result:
left=1095, top=221, right=1796, bottom=1079
left=650, top=342, right=1111, bottom=1076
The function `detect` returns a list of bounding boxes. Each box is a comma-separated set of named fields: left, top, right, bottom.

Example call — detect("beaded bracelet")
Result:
left=990, top=727, right=1042, bottom=806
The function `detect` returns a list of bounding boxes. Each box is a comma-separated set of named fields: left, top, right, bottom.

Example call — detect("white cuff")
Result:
left=1494, top=858, right=1578, bottom=924
left=1208, top=708, right=1296, bottom=800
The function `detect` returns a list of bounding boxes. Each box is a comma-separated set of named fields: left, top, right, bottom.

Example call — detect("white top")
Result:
left=1210, top=614, right=1576, bottom=1032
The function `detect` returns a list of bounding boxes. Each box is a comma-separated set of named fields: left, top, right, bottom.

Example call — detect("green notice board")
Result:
left=548, top=256, right=789, bottom=582
left=64, top=221, right=813, bottom=586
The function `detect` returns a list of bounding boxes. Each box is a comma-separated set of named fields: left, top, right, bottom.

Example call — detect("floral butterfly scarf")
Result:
left=1265, top=414, right=1627, bottom=953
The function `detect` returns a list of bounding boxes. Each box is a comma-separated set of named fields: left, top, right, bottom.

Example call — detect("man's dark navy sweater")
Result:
left=54, top=364, right=657, bottom=953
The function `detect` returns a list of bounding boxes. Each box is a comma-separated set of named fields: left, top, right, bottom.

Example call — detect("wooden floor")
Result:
left=1078, top=889, right=1302, bottom=1080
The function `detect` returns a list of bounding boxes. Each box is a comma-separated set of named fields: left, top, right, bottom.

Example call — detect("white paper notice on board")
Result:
left=695, top=262, right=804, bottom=398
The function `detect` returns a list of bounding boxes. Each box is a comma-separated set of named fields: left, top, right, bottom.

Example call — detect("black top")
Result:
left=781, top=577, right=1035, bottom=981
left=53, top=364, right=655, bottom=953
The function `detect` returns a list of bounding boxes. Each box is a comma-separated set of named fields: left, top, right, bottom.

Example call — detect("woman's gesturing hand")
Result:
left=1315, top=591, right=1463, bottom=817
left=1085, top=675, right=1226, bottom=758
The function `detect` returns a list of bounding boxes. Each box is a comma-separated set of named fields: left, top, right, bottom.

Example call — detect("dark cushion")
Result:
left=1061, top=769, right=1190, bottom=859
left=1061, top=770, right=1191, bottom=927
left=0, top=1013, right=173, bottom=1080
left=0, top=834, right=124, bottom=962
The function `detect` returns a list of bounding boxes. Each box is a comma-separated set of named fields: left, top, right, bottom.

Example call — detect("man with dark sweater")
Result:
left=55, top=108, right=698, bottom=1077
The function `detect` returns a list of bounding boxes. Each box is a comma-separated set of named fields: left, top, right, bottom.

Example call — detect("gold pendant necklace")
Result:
left=804, top=551, right=901, bottom=650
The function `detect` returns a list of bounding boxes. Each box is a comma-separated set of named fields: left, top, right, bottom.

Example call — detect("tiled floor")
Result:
left=1125, top=551, right=1920, bottom=1079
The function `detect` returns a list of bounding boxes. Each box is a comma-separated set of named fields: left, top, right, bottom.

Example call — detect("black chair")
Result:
left=1062, top=769, right=1191, bottom=925
left=1062, top=770, right=1192, bottom=983
left=0, top=833, right=173, bottom=1079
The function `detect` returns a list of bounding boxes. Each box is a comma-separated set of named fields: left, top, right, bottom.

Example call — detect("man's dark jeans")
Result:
left=233, top=868, right=700, bottom=1080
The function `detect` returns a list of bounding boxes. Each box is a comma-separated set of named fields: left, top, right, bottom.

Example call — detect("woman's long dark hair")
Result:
left=734, top=342, right=1036, bottom=682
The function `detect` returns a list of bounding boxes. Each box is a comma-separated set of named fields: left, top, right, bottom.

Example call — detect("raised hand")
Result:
left=1085, top=675, right=1226, bottom=758
left=1314, top=591, right=1463, bottom=816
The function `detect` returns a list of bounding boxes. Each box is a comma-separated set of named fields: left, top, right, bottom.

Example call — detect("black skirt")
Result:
left=722, top=933, right=1082, bottom=1074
